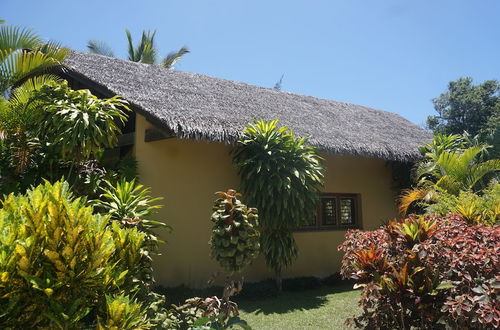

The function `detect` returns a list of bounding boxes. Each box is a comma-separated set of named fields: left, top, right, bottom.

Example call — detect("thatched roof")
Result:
left=63, top=51, right=431, bottom=161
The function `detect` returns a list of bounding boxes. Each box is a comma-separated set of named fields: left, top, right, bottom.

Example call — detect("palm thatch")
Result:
left=62, top=51, right=431, bottom=161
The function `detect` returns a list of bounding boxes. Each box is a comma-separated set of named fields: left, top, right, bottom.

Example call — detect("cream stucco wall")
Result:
left=134, top=114, right=398, bottom=287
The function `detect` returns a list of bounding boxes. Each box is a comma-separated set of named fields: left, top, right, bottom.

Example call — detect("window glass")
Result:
left=297, top=193, right=359, bottom=231
left=340, top=198, right=354, bottom=225
left=322, top=198, right=336, bottom=225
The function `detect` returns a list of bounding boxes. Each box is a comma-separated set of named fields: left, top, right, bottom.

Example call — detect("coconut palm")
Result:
left=87, top=29, right=189, bottom=69
left=399, top=140, right=500, bottom=215
left=0, top=25, right=68, bottom=95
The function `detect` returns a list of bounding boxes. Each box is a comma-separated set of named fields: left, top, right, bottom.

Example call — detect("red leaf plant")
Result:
left=338, top=214, right=499, bottom=329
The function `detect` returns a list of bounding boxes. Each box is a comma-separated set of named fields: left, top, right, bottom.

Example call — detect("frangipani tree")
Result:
left=233, top=120, right=324, bottom=290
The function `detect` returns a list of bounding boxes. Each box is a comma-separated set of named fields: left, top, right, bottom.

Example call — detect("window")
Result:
left=300, top=193, right=360, bottom=231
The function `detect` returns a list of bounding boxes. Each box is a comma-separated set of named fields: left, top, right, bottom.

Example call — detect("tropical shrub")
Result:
left=426, top=180, right=499, bottom=225
left=94, top=178, right=167, bottom=284
left=34, top=81, right=129, bottom=161
left=0, top=181, right=149, bottom=328
left=400, top=134, right=500, bottom=220
left=338, top=214, right=500, bottom=329
left=0, top=80, right=130, bottom=196
left=98, top=294, right=150, bottom=330
left=233, top=119, right=324, bottom=290
left=167, top=281, right=250, bottom=330
left=210, top=189, right=260, bottom=274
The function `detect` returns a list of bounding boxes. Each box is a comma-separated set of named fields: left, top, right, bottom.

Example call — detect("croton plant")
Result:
left=338, top=214, right=499, bottom=329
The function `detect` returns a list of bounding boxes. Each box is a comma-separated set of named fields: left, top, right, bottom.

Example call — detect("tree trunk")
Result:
left=275, top=270, right=282, bottom=292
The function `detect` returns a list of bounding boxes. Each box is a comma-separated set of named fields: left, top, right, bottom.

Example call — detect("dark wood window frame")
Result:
left=297, top=193, right=362, bottom=231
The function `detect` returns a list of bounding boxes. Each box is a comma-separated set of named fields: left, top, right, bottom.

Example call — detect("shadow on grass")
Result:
left=155, top=275, right=358, bottom=316
left=236, top=282, right=357, bottom=315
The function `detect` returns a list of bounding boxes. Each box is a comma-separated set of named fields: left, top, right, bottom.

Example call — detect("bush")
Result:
left=426, top=181, right=499, bottom=225
left=0, top=181, right=149, bottom=328
left=338, top=214, right=500, bottom=329
left=210, top=189, right=260, bottom=274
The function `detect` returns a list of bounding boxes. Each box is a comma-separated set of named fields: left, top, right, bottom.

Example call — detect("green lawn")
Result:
left=237, top=283, right=361, bottom=330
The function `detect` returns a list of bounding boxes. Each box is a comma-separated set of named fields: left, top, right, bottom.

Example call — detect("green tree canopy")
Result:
left=427, top=77, right=500, bottom=155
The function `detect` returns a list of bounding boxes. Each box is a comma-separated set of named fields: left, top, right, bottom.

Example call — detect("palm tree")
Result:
left=399, top=138, right=500, bottom=215
left=87, top=29, right=189, bottom=69
left=0, top=24, right=68, bottom=173
left=0, top=25, right=68, bottom=95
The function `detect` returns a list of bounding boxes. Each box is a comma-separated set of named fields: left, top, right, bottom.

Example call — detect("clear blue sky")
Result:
left=2, top=0, right=499, bottom=126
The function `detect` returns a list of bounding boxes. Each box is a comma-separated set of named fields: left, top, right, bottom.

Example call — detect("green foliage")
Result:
left=233, top=120, right=324, bottom=286
left=426, top=181, right=499, bottom=225
left=94, top=178, right=165, bottom=233
left=0, top=80, right=130, bottom=196
left=87, top=29, right=189, bottom=69
left=98, top=294, right=151, bottom=330
left=0, top=24, right=68, bottom=95
left=210, top=190, right=260, bottom=274
left=34, top=81, right=129, bottom=161
left=94, top=178, right=167, bottom=286
left=399, top=134, right=500, bottom=217
left=0, top=180, right=149, bottom=328
left=259, top=230, right=298, bottom=275
left=427, top=77, right=500, bottom=143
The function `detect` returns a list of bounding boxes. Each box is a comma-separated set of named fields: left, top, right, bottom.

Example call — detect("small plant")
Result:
left=94, top=178, right=170, bottom=325
left=210, top=189, right=260, bottom=274
left=390, top=217, right=437, bottom=244
left=95, top=178, right=164, bottom=231
left=98, top=294, right=151, bottom=330
left=169, top=281, right=251, bottom=330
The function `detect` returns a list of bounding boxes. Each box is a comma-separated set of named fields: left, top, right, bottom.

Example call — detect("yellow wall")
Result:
left=134, top=115, right=398, bottom=287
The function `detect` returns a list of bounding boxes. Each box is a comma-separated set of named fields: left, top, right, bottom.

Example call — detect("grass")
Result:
left=236, top=282, right=361, bottom=330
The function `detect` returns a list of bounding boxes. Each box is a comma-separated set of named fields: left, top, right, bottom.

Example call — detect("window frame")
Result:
left=297, top=193, right=362, bottom=231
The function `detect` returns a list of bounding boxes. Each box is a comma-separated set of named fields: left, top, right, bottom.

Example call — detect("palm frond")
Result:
left=398, top=188, right=429, bottom=216
left=137, top=30, right=157, bottom=64
left=125, top=29, right=136, bottom=62
left=466, top=159, right=500, bottom=189
left=0, top=46, right=68, bottom=94
left=139, top=40, right=157, bottom=64
left=10, top=74, right=61, bottom=106
left=161, top=46, right=189, bottom=69
left=0, top=25, right=42, bottom=54
left=87, top=39, right=115, bottom=57
left=436, top=146, right=482, bottom=179
left=435, top=175, right=461, bottom=195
